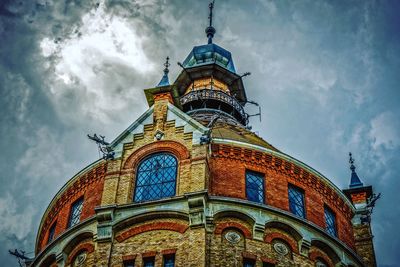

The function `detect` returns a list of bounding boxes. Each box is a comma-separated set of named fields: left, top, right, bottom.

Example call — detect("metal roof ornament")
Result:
left=157, top=56, right=170, bottom=87
left=349, top=152, right=363, bottom=188
left=205, top=0, right=216, bottom=44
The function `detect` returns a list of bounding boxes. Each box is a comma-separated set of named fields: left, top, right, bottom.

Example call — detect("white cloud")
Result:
left=370, top=112, right=400, bottom=150
left=0, top=193, right=34, bottom=240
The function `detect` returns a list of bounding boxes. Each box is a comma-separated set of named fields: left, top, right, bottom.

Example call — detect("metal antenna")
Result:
left=205, top=0, right=216, bottom=44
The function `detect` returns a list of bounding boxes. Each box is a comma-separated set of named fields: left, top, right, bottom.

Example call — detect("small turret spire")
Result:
left=349, top=152, right=364, bottom=188
left=156, top=56, right=170, bottom=87
left=205, top=1, right=216, bottom=44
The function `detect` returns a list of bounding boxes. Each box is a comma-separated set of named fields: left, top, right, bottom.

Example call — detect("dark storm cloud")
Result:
left=1, top=0, right=399, bottom=266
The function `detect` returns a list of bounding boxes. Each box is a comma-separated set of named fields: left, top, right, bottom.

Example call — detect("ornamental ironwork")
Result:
left=180, top=89, right=246, bottom=119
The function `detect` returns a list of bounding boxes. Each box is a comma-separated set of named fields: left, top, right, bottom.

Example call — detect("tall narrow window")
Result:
left=324, top=206, right=337, bottom=237
left=246, top=171, right=265, bottom=203
left=163, top=254, right=175, bottom=267
left=134, top=153, right=177, bottom=202
left=143, top=257, right=155, bottom=267
left=47, top=222, right=56, bottom=244
left=68, top=197, right=84, bottom=228
left=288, top=184, right=305, bottom=218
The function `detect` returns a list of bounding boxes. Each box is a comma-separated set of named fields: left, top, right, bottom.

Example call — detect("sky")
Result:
left=0, top=0, right=399, bottom=266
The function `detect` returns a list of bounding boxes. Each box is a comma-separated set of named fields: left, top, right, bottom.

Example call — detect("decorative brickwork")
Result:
left=264, top=232, right=299, bottom=254
left=122, top=140, right=190, bottom=170
left=65, top=242, right=95, bottom=265
left=210, top=143, right=355, bottom=249
left=37, top=163, right=106, bottom=252
left=214, top=221, right=252, bottom=239
left=115, top=221, right=189, bottom=242
left=309, top=249, right=334, bottom=267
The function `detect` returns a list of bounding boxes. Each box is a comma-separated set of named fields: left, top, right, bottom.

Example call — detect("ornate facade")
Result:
left=28, top=3, right=378, bottom=267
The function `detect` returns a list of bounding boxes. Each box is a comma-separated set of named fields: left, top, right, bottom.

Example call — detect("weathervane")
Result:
left=349, top=152, right=356, bottom=173
left=9, top=249, right=30, bottom=267
left=87, top=133, right=115, bottom=160
left=205, top=0, right=216, bottom=44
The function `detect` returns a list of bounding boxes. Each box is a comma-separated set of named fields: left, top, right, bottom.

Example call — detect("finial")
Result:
left=156, top=56, right=171, bottom=87
left=163, top=56, right=170, bottom=75
left=348, top=152, right=363, bottom=188
left=205, top=0, right=216, bottom=44
left=349, top=152, right=356, bottom=173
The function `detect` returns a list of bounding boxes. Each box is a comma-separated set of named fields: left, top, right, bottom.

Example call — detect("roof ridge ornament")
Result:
left=157, top=56, right=170, bottom=87
left=348, top=152, right=363, bottom=188
left=205, top=0, right=216, bottom=44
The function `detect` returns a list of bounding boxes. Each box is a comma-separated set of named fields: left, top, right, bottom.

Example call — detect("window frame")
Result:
left=288, top=184, right=306, bottom=218
left=133, top=152, right=178, bottom=203
left=67, top=197, right=84, bottom=228
left=245, top=170, right=265, bottom=204
left=324, top=205, right=337, bottom=237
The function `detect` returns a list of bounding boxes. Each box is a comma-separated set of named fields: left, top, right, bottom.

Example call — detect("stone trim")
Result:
left=122, top=254, right=137, bottom=262
left=115, top=222, right=189, bottom=242
left=142, top=251, right=157, bottom=258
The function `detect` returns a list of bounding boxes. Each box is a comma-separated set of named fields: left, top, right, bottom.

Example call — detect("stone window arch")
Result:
left=133, top=153, right=178, bottom=202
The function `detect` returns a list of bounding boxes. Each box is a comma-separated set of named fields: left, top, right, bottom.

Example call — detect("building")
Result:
left=29, top=3, right=378, bottom=267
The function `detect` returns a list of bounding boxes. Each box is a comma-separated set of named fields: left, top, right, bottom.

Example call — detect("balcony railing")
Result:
left=180, top=89, right=246, bottom=119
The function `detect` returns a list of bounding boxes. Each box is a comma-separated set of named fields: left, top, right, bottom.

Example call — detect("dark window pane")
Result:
left=134, top=153, right=177, bottom=202
left=123, top=260, right=135, bottom=267
left=47, top=222, right=56, bottom=244
left=325, top=206, right=337, bottom=237
left=68, top=197, right=83, bottom=228
left=246, top=171, right=264, bottom=203
left=288, top=185, right=305, bottom=218
left=243, top=259, right=255, bottom=267
left=143, top=257, right=155, bottom=267
left=263, top=263, right=275, bottom=267
left=163, top=254, right=175, bottom=267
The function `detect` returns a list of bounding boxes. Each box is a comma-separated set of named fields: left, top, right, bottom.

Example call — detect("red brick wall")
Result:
left=209, top=144, right=355, bottom=250
left=37, top=163, right=107, bottom=252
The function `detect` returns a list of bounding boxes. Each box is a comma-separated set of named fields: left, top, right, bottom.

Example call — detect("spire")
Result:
left=156, top=57, right=170, bottom=87
left=205, top=0, right=216, bottom=44
left=349, top=152, right=364, bottom=188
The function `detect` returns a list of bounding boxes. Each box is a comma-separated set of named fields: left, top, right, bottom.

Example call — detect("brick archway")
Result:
left=123, top=140, right=190, bottom=171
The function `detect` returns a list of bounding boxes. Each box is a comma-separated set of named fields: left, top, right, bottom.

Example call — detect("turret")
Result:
left=343, top=153, right=379, bottom=267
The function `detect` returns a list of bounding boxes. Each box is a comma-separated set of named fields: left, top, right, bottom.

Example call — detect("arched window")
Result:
left=134, top=153, right=178, bottom=202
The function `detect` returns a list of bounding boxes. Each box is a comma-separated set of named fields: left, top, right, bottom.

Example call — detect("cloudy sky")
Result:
left=0, top=0, right=399, bottom=266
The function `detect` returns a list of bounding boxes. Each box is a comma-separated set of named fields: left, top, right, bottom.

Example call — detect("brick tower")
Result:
left=28, top=2, right=378, bottom=267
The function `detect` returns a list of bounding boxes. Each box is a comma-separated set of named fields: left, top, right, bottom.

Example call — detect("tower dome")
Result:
left=27, top=2, right=378, bottom=267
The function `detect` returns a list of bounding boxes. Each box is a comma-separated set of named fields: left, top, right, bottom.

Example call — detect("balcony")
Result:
left=180, top=89, right=247, bottom=125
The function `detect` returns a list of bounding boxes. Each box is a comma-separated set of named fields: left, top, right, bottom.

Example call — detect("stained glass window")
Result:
left=143, top=257, right=155, bottom=267
left=246, top=171, right=264, bottom=203
left=288, top=185, right=305, bottom=218
left=134, top=153, right=177, bottom=202
left=68, top=197, right=84, bottom=228
left=47, top=222, right=56, bottom=244
left=163, top=254, right=175, bottom=267
left=324, top=206, right=337, bottom=237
